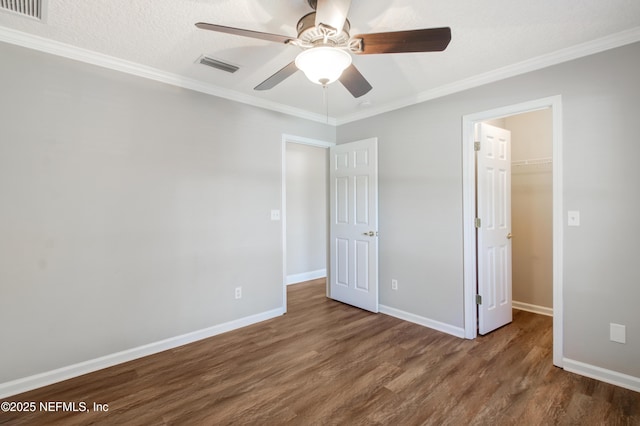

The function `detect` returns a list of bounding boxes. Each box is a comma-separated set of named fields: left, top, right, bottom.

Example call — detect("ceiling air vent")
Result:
left=0, top=0, right=44, bottom=20
left=197, top=55, right=239, bottom=74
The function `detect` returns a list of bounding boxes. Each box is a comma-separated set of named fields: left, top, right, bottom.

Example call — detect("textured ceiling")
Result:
left=1, top=0, right=639, bottom=123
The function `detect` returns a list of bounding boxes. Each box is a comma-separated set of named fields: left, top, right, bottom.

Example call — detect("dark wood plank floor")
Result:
left=2, top=279, right=639, bottom=425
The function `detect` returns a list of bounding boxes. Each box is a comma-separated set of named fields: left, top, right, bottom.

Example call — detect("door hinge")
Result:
left=475, top=217, right=481, bottom=228
left=474, top=141, right=481, bottom=151
left=476, top=294, right=482, bottom=305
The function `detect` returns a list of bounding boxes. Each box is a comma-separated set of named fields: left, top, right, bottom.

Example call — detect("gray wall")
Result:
left=285, top=143, right=327, bottom=280
left=337, top=42, right=640, bottom=378
left=0, top=41, right=334, bottom=383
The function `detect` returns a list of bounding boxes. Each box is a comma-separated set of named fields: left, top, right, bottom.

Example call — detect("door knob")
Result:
left=507, top=233, right=513, bottom=239
left=363, top=231, right=376, bottom=237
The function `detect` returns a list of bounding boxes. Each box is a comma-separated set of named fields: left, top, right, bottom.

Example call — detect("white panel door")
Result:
left=329, top=138, right=378, bottom=312
left=477, top=123, right=512, bottom=335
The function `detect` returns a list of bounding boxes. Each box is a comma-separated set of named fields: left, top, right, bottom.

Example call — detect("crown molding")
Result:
left=0, top=26, right=336, bottom=125
left=1, top=25, right=638, bottom=127
left=336, top=26, right=640, bottom=125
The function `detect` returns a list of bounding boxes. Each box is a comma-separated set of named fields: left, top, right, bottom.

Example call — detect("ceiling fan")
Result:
left=196, top=0, right=451, bottom=98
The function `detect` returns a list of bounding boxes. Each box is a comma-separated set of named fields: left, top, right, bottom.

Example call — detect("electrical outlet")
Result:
left=567, top=210, right=580, bottom=227
left=235, top=287, right=242, bottom=300
left=391, top=279, right=398, bottom=290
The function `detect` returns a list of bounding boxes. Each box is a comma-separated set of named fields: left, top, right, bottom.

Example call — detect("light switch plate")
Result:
left=568, top=210, right=580, bottom=227
left=270, top=209, right=281, bottom=221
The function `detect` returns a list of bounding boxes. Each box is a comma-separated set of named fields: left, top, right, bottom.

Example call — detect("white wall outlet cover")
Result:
left=610, top=323, right=626, bottom=344
left=270, top=210, right=281, bottom=221
left=567, top=210, right=580, bottom=226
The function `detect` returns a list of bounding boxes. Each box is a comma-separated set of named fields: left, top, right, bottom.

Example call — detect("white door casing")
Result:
left=329, top=138, right=379, bottom=312
left=462, top=96, right=563, bottom=366
left=477, top=123, right=513, bottom=334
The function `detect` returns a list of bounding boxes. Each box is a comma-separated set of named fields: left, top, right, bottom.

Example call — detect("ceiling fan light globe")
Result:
left=295, top=47, right=352, bottom=85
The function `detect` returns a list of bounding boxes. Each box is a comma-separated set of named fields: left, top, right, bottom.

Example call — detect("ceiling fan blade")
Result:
left=254, top=61, right=299, bottom=91
left=353, top=27, right=451, bottom=54
left=338, top=64, right=372, bottom=98
left=315, top=0, right=351, bottom=32
left=195, top=22, right=293, bottom=44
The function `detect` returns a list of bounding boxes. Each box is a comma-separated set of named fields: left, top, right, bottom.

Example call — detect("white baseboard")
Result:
left=379, top=305, right=466, bottom=338
left=286, top=269, right=326, bottom=285
left=563, top=358, right=640, bottom=393
left=513, top=300, right=553, bottom=317
left=0, top=308, right=285, bottom=399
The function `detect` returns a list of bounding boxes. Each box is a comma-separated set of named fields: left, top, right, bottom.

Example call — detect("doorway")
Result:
left=462, top=96, right=564, bottom=367
left=488, top=110, right=554, bottom=317
left=281, top=134, right=334, bottom=312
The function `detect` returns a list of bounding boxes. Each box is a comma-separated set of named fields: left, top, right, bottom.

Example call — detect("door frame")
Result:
left=462, top=96, right=564, bottom=367
left=281, top=134, right=335, bottom=312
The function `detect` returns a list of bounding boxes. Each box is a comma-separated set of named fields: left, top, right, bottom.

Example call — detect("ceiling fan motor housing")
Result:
left=296, top=12, right=351, bottom=46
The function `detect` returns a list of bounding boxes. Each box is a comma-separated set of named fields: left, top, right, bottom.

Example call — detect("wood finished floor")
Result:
left=2, top=279, right=639, bottom=425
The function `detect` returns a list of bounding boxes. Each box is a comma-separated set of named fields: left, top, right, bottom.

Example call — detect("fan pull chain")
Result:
left=323, top=84, right=329, bottom=124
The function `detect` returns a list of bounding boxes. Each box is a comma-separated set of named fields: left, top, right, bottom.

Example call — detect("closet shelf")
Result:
left=512, top=157, right=552, bottom=168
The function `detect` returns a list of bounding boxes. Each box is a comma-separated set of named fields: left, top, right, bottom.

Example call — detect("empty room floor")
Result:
left=1, top=279, right=638, bottom=425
